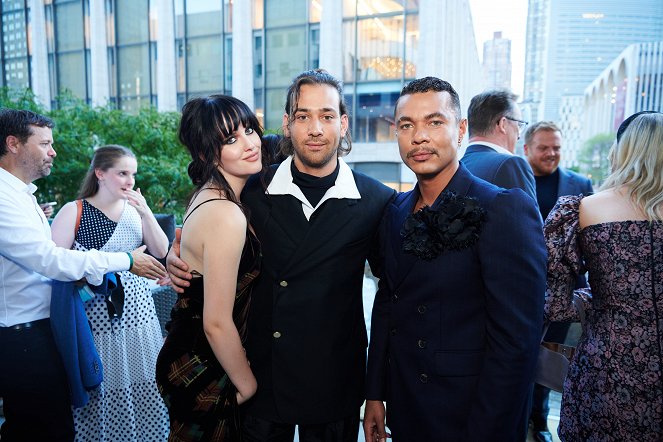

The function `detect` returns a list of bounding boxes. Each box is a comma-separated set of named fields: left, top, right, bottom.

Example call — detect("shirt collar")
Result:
left=0, top=166, right=37, bottom=194
left=467, top=141, right=513, bottom=156
left=267, top=156, right=361, bottom=207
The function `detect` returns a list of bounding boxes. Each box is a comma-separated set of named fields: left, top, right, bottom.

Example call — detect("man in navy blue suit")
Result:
left=363, top=77, right=546, bottom=441
left=524, top=121, right=593, bottom=442
left=461, top=90, right=537, bottom=201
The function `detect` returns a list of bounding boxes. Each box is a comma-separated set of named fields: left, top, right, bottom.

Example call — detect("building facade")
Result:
left=482, top=31, right=511, bottom=90
left=0, top=0, right=483, bottom=189
left=584, top=41, right=663, bottom=140
left=522, top=0, right=663, bottom=167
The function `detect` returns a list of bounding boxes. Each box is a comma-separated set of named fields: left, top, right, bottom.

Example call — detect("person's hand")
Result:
left=167, top=228, right=192, bottom=293
left=129, top=245, right=167, bottom=280
left=39, top=202, right=55, bottom=218
left=363, top=400, right=390, bottom=442
left=125, top=188, right=152, bottom=218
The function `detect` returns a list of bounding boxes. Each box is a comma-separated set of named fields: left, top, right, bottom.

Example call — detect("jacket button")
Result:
left=390, top=327, right=397, bottom=336
left=417, top=305, right=427, bottom=314
left=392, top=294, right=398, bottom=303
left=279, top=280, right=288, bottom=287
left=273, top=331, right=282, bottom=338
left=420, top=373, right=428, bottom=383
left=417, top=339, right=427, bottom=348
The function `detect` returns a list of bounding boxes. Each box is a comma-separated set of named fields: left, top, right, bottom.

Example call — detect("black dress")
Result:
left=156, top=199, right=260, bottom=441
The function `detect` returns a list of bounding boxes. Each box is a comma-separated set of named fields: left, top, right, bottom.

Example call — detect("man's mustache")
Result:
left=406, top=148, right=438, bottom=159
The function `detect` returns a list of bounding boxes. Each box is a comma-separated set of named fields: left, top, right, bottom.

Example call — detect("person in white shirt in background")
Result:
left=0, top=109, right=167, bottom=442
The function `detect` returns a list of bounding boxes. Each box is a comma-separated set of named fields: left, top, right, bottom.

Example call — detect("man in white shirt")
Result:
left=0, top=109, right=166, bottom=441
left=461, top=89, right=537, bottom=201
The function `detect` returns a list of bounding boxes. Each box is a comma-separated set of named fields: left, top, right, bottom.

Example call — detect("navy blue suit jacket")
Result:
left=557, top=167, right=593, bottom=202
left=366, top=164, right=546, bottom=441
left=461, top=143, right=537, bottom=202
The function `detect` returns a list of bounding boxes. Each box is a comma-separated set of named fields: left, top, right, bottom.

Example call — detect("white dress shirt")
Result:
left=0, top=167, right=130, bottom=327
left=266, top=156, right=361, bottom=220
left=466, top=141, right=513, bottom=156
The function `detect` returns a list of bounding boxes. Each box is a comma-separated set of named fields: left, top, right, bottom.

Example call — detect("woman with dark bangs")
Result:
left=156, top=95, right=266, bottom=441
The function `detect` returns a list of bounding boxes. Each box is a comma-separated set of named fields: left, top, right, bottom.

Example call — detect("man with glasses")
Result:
left=461, top=89, right=537, bottom=201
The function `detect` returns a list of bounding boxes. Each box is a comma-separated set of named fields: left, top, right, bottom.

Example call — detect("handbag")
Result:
left=534, top=295, right=585, bottom=392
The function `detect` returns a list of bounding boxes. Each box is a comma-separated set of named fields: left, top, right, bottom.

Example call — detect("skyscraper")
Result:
left=525, top=0, right=663, bottom=121
left=482, top=31, right=512, bottom=89
left=523, top=0, right=663, bottom=164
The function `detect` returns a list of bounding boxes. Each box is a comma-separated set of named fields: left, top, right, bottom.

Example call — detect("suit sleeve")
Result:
left=465, top=188, right=547, bottom=441
left=365, top=211, right=392, bottom=401
left=494, top=156, right=537, bottom=202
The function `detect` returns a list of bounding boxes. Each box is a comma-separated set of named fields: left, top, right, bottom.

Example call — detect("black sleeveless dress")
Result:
left=155, top=199, right=260, bottom=441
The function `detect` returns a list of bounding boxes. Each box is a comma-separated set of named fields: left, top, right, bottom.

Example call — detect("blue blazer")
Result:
left=461, top=143, right=537, bottom=202
left=50, top=279, right=107, bottom=407
left=366, top=164, right=547, bottom=441
left=557, top=167, right=593, bottom=200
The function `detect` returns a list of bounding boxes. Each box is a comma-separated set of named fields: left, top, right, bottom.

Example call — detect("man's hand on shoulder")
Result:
left=167, top=228, right=192, bottom=293
left=129, top=245, right=167, bottom=280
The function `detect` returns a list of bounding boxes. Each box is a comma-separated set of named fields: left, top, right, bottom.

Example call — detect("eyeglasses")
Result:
left=504, top=116, right=529, bottom=132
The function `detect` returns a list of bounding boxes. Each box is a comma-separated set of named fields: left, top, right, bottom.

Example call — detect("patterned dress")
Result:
left=72, top=200, right=169, bottom=441
left=156, top=199, right=260, bottom=441
left=544, top=196, right=663, bottom=441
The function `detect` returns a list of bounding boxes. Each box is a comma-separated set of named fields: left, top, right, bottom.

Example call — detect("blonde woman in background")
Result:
left=544, top=112, right=663, bottom=441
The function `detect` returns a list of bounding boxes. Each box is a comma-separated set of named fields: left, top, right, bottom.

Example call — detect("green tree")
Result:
left=577, top=133, right=614, bottom=187
left=1, top=89, right=192, bottom=221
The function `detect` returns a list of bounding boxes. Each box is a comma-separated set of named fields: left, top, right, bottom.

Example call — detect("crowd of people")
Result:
left=0, top=67, right=661, bottom=442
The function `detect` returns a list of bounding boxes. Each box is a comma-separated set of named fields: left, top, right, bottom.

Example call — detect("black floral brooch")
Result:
left=401, top=191, right=486, bottom=260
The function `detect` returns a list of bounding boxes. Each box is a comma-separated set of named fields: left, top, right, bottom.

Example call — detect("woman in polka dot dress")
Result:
left=51, top=145, right=170, bottom=442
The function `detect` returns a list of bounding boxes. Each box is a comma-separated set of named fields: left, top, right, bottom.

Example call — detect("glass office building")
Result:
left=1, top=0, right=483, bottom=188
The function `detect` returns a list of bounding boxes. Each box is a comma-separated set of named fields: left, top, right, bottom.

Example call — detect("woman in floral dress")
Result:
left=544, top=112, right=663, bottom=441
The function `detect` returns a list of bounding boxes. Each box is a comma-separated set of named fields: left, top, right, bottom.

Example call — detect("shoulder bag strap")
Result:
left=74, top=199, right=83, bottom=237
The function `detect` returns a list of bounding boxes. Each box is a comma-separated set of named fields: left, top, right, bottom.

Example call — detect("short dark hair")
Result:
left=467, top=89, right=518, bottom=137
left=179, top=95, right=266, bottom=210
left=0, top=108, right=54, bottom=157
left=280, top=69, right=351, bottom=157
left=523, top=121, right=562, bottom=145
left=397, top=77, right=462, bottom=121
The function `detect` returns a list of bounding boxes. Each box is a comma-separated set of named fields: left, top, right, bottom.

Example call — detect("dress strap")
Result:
left=182, top=198, right=228, bottom=227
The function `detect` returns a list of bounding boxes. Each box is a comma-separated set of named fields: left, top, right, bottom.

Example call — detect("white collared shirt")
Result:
left=467, top=141, right=513, bottom=156
left=0, top=167, right=130, bottom=327
left=266, top=156, right=361, bottom=220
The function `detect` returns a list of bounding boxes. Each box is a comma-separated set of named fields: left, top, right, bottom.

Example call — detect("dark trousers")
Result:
left=242, top=412, right=360, bottom=442
left=0, top=319, right=74, bottom=442
left=530, top=321, right=571, bottom=429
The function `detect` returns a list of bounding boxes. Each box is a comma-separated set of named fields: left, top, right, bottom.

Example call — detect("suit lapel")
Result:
left=388, top=165, right=475, bottom=289
left=279, top=197, right=360, bottom=275
left=557, top=168, right=574, bottom=197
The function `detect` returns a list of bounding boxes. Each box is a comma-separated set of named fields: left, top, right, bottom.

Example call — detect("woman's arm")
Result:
left=199, top=201, right=257, bottom=404
left=126, top=188, right=169, bottom=258
left=50, top=201, right=78, bottom=248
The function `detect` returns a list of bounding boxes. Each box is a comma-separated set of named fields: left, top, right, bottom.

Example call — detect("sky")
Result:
left=468, top=0, right=528, bottom=96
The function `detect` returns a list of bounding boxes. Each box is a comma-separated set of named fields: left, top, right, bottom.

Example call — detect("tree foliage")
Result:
left=577, top=133, right=614, bottom=187
left=0, top=88, right=192, bottom=221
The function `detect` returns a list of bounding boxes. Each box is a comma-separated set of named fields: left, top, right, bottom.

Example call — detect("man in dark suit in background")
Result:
left=461, top=89, right=537, bottom=201
left=168, top=69, right=395, bottom=442
left=363, top=77, right=546, bottom=442
left=524, top=121, right=593, bottom=442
